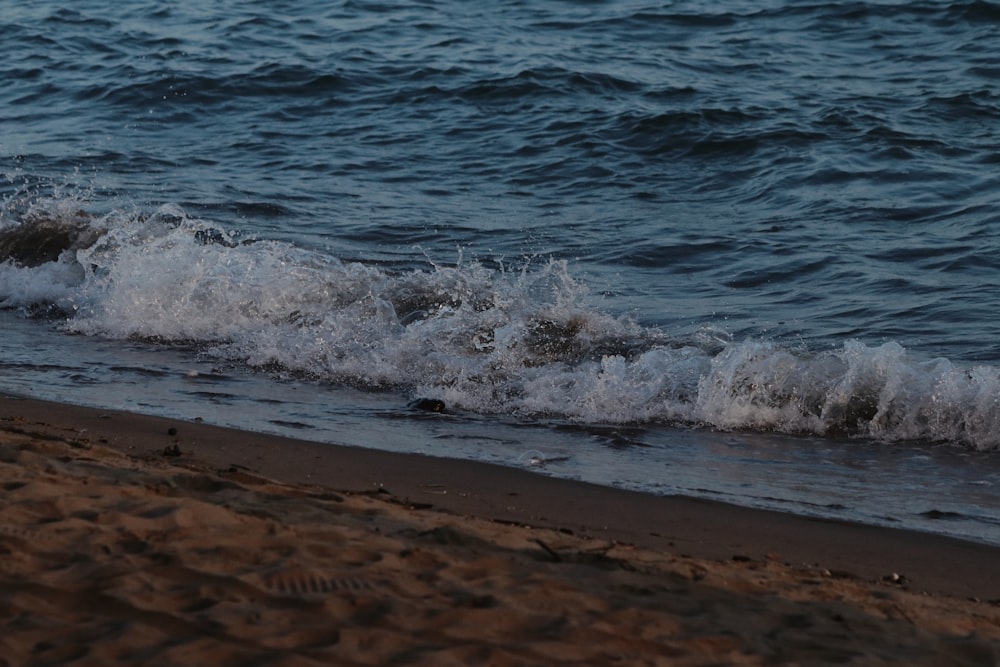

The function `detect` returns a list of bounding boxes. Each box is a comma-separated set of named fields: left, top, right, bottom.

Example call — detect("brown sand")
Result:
left=1, top=394, right=999, bottom=666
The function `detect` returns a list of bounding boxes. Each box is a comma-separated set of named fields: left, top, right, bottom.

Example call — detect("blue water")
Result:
left=3, top=1, right=1000, bottom=544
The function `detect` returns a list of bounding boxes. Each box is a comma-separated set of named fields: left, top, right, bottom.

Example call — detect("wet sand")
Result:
left=1, top=393, right=999, bottom=665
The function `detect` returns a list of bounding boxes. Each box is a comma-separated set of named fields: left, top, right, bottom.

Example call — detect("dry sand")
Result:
left=1, top=394, right=999, bottom=666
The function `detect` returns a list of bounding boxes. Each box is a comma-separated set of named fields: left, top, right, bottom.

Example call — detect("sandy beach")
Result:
left=1, top=393, right=999, bottom=666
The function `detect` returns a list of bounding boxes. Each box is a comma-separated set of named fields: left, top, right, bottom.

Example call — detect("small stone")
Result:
left=408, top=398, right=446, bottom=413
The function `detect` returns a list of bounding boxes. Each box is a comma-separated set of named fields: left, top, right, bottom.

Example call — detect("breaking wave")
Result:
left=3, top=198, right=1000, bottom=450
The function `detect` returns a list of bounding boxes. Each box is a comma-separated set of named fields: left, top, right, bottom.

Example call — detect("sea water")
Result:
left=3, top=1, right=1000, bottom=544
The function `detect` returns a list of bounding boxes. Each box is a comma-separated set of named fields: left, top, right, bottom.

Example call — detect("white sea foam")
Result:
left=3, top=201, right=1000, bottom=450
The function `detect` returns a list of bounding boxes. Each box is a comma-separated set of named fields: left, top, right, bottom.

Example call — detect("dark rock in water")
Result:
left=0, top=215, right=103, bottom=268
left=194, top=227, right=239, bottom=248
left=23, top=302, right=74, bottom=320
left=0, top=225, right=72, bottom=266
left=0, top=210, right=256, bottom=269
left=408, top=398, right=446, bottom=413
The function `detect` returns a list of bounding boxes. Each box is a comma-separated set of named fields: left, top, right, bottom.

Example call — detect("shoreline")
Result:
left=3, top=391, right=1000, bottom=664
left=3, top=392, right=999, bottom=601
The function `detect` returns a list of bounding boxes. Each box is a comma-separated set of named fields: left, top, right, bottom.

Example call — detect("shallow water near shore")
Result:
left=6, top=308, right=1000, bottom=548
left=3, top=0, right=1000, bottom=546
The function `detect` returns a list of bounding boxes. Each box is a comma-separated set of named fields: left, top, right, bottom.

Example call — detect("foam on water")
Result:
left=4, top=198, right=1000, bottom=451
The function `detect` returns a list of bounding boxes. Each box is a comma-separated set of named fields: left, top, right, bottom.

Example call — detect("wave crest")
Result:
left=3, top=199, right=1000, bottom=450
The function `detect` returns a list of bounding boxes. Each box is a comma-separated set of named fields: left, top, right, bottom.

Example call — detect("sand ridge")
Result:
left=1, top=413, right=999, bottom=665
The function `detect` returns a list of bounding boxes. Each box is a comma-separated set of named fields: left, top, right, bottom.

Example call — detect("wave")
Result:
left=2, top=198, right=1000, bottom=450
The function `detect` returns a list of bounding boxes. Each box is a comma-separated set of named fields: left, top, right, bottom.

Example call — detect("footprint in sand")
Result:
left=251, top=567, right=378, bottom=600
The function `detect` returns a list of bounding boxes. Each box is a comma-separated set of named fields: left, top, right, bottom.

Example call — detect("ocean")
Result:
left=3, top=0, right=1000, bottom=545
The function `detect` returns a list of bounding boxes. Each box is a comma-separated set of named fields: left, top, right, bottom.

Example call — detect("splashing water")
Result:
left=3, top=199, right=1000, bottom=451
